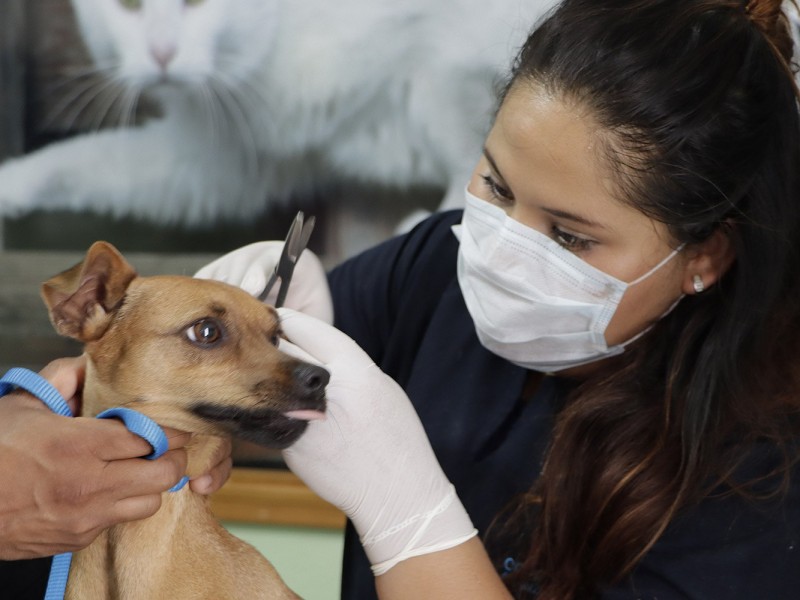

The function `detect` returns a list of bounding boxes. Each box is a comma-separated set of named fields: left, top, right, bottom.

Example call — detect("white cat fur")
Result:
left=0, top=0, right=554, bottom=225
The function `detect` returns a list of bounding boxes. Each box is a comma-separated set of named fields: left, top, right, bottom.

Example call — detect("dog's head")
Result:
left=41, top=241, right=328, bottom=449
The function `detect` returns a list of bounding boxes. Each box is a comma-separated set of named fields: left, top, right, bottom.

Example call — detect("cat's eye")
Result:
left=185, top=318, right=224, bottom=347
left=118, top=0, right=142, bottom=10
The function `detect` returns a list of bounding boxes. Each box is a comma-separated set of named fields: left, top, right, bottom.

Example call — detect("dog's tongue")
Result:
left=284, top=410, right=326, bottom=421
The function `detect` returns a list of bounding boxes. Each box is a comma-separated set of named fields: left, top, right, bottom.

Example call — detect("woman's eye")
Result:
left=480, top=174, right=514, bottom=205
left=551, top=225, right=594, bottom=252
left=186, top=319, right=223, bottom=346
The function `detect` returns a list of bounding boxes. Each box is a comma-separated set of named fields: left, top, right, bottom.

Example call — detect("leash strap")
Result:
left=0, top=368, right=189, bottom=600
left=0, top=367, right=74, bottom=417
left=43, top=554, right=73, bottom=600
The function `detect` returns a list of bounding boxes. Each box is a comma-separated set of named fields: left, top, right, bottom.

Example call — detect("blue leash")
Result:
left=0, top=367, right=189, bottom=600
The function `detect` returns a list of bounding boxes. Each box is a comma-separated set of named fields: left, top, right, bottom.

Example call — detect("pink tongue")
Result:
left=284, top=410, right=326, bottom=421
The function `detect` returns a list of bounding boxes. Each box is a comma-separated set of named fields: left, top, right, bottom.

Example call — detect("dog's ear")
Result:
left=41, top=241, right=138, bottom=342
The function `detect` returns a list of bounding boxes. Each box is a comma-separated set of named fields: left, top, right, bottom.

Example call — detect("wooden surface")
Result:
left=211, top=468, right=345, bottom=529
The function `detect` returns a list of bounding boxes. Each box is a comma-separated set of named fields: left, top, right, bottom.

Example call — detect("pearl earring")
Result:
left=692, top=275, right=705, bottom=294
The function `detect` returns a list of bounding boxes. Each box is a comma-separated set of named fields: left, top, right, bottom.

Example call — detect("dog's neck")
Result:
left=67, top=363, right=246, bottom=599
left=81, top=360, right=225, bottom=479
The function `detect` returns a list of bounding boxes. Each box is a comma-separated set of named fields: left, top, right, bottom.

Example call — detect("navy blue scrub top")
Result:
left=329, top=210, right=800, bottom=599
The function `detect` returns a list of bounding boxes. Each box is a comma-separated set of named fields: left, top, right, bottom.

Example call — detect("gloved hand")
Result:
left=194, top=241, right=334, bottom=324
left=277, top=308, right=477, bottom=575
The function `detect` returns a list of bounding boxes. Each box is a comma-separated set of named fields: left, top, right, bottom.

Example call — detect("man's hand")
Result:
left=0, top=356, right=189, bottom=559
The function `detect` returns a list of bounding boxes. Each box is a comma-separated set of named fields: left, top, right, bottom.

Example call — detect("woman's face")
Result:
left=467, top=84, right=688, bottom=358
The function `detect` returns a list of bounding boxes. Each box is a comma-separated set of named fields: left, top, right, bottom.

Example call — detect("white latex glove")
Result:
left=277, top=308, right=477, bottom=575
left=194, top=241, right=334, bottom=324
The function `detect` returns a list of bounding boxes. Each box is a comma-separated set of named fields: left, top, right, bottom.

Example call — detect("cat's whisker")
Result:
left=197, top=83, right=226, bottom=146
left=207, top=76, right=261, bottom=177
left=88, top=80, right=131, bottom=131
left=40, top=82, right=93, bottom=131
left=42, top=76, right=109, bottom=132
left=214, top=68, right=271, bottom=112
left=41, top=64, right=123, bottom=131
left=65, top=77, right=127, bottom=132
left=43, top=71, right=100, bottom=104
left=118, top=85, right=143, bottom=129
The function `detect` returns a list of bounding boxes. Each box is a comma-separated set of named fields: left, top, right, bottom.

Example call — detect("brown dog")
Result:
left=40, top=241, right=329, bottom=600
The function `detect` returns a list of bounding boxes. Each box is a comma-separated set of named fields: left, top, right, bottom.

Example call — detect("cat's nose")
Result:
left=150, top=42, right=177, bottom=70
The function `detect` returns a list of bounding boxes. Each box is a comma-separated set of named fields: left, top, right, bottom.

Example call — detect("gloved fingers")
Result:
left=193, top=241, right=282, bottom=287
left=194, top=255, right=230, bottom=282
left=278, top=308, right=375, bottom=368
left=194, top=258, right=247, bottom=286
left=281, top=252, right=335, bottom=323
left=277, top=338, right=325, bottom=368
left=240, top=264, right=270, bottom=298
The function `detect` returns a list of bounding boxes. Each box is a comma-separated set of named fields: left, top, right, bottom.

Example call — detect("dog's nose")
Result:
left=293, top=363, right=330, bottom=395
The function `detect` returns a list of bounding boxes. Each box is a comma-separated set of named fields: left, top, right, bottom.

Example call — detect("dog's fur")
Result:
left=40, top=241, right=328, bottom=600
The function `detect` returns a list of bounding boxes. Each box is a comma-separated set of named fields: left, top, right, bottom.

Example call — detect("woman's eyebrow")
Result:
left=540, top=207, right=607, bottom=230
left=483, top=147, right=505, bottom=180
left=483, top=147, right=607, bottom=231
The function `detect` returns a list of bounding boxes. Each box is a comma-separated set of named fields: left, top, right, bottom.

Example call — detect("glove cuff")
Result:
left=363, top=484, right=478, bottom=576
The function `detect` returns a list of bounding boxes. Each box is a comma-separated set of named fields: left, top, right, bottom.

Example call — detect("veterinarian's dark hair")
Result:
left=485, top=0, right=800, bottom=597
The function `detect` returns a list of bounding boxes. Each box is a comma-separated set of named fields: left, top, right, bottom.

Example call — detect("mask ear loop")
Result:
left=619, top=292, right=686, bottom=349
left=628, top=243, right=686, bottom=286
left=618, top=243, right=687, bottom=349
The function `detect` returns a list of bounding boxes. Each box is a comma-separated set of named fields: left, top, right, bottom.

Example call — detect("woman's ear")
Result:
left=681, top=224, right=736, bottom=295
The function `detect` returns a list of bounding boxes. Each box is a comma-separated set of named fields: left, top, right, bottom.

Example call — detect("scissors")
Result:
left=258, top=211, right=316, bottom=307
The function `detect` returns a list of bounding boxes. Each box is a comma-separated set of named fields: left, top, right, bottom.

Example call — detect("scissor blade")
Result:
left=260, top=211, right=317, bottom=307
left=285, top=211, right=306, bottom=262
left=298, top=215, right=315, bottom=254
left=259, top=270, right=279, bottom=303
left=258, top=213, right=302, bottom=302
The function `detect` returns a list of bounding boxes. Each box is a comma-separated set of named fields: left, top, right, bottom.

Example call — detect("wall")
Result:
left=224, top=522, right=345, bottom=600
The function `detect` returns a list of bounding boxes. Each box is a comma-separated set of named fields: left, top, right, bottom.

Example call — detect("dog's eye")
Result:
left=186, top=319, right=223, bottom=346
left=269, top=327, right=282, bottom=347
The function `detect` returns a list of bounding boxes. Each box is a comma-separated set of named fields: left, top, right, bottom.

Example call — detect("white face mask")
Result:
left=453, top=188, right=683, bottom=372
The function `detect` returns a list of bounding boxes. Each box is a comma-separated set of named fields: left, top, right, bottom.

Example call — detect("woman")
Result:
left=205, top=0, right=800, bottom=597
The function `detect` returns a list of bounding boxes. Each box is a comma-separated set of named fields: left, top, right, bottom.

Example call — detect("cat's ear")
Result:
left=41, top=241, right=137, bottom=342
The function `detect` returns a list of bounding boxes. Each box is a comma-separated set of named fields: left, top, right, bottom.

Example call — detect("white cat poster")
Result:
left=0, top=0, right=555, bottom=258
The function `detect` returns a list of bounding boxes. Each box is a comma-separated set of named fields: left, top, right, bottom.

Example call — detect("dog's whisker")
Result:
left=327, top=409, right=347, bottom=445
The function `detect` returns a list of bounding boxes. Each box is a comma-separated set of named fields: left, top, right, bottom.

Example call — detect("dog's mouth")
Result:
left=190, top=402, right=325, bottom=449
